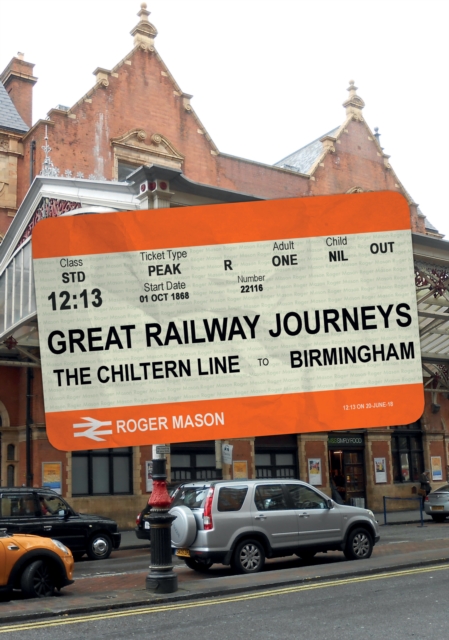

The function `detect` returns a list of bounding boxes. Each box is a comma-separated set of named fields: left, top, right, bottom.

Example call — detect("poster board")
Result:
left=233, top=461, right=248, bottom=479
left=374, top=457, right=387, bottom=483
left=308, top=459, right=322, bottom=486
left=42, top=462, right=62, bottom=494
left=32, top=192, right=423, bottom=451
left=431, top=456, right=443, bottom=482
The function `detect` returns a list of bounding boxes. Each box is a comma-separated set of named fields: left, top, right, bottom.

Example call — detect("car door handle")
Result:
left=43, top=525, right=52, bottom=531
left=254, top=515, right=267, bottom=520
left=7, top=545, right=19, bottom=551
left=298, top=512, right=309, bottom=518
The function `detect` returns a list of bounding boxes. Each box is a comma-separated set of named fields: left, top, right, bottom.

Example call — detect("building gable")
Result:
left=16, top=7, right=220, bottom=202
left=276, top=81, right=428, bottom=234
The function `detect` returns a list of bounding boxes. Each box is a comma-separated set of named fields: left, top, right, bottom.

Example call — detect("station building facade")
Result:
left=0, top=5, right=448, bottom=526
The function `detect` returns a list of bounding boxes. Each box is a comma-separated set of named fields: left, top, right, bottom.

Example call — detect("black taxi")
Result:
left=0, top=487, right=121, bottom=560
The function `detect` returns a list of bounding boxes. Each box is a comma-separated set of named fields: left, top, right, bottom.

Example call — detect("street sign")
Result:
left=155, top=445, right=170, bottom=455
left=32, top=192, right=424, bottom=451
left=222, top=444, right=233, bottom=465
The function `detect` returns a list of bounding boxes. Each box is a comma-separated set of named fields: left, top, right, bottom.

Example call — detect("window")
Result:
left=7, top=465, right=14, bottom=487
left=38, top=493, right=68, bottom=516
left=391, top=431, right=424, bottom=483
left=117, top=161, right=141, bottom=182
left=255, top=452, right=297, bottom=479
left=7, top=444, right=15, bottom=461
left=254, top=484, right=289, bottom=511
left=217, top=486, right=248, bottom=512
left=72, top=448, right=132, bottom=496
left=0, top=493, right=36, bottom=517
left=170, top=452, right=221, bottom=482
left=171, top=486, right=208, bottom=509
left=286, top=484, right=327, bottom=509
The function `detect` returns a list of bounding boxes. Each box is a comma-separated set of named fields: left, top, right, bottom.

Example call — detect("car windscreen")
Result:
left=171, top=487, right=208, bottom=509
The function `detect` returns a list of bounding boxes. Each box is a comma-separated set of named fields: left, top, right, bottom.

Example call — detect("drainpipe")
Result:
left=26, top=367, right=34, bottom=487
left=29, top=140, right=36, bottom=185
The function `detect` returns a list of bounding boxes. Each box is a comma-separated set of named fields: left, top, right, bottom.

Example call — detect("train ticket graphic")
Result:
left=32, top=191, right=423, bottom=451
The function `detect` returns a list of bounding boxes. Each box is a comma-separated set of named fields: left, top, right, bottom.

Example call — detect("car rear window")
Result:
left=434, top=485, right=449, bottom=492
left=217, top=486, right=248, bottom=512
left=171, top=487, right=208, bottom=509
left=0, top=494, right=36, bottom=517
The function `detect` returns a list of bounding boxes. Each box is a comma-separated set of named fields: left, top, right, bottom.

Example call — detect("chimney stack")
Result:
left=0, top=53, right=37, bottom=127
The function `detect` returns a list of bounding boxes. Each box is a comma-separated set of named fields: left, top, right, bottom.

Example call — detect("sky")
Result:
left=1, top=0, right=448, bottom=237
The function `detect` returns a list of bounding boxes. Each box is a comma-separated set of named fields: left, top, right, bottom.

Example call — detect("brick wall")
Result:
left=18, top=48, right=219, bottom=202
left=311, top=121, right=398, bottom=196
left=0, top=366, right=27, bottom=426
left=231, top=439, right=254, bottom=479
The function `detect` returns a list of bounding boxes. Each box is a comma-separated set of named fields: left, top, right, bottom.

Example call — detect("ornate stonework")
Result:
left=111, top=129, right=184, bottom=177
left=130, top=3, right=158, bottom=48
left=346, top=186, right=364, bottom=194
left=343, top=80, right=365, bottom=120
left=320, top=135, right=336, bottom=154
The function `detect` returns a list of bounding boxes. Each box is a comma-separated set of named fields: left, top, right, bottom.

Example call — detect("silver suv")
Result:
left=170, top=479, right=380, bottom=574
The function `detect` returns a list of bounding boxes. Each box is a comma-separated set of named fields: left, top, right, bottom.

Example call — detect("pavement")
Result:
left=1, top=507, right=446, bottom=626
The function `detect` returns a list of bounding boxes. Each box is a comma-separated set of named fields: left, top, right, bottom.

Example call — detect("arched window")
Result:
left=7, top=444, right=15, bottom=461
left=7, top=465, right=15, bottom=487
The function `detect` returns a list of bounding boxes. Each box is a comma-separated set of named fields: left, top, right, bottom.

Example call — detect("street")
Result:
left=0, top=563, right=447, bottom=639
left=71, top=519, right=449, bottom=581
left=1, top=519, right=449, bottom=635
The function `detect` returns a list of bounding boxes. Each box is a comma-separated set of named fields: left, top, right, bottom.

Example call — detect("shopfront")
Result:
left=328, top=433, right=366, bottom=507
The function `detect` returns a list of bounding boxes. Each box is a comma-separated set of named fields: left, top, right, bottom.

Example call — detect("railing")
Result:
left=382, top=496, right=425, bottom=527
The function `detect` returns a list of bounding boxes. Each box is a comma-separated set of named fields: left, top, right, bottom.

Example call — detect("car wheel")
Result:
left=184, top=557, right=213, bottom=572
left=87, top=533, right=112, bottom=560
left=232, top=539, right=265, bottom=574
left=344, top=528, right=373, bottom=560
left=431, top=514, right=446, bottom=523
left=20, top=560, right=55, bottom=598
left=295, top=550, right=317, bottom=562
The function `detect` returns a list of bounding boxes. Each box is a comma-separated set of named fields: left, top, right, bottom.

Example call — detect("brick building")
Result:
left=0, top=5, right=448, bottom=526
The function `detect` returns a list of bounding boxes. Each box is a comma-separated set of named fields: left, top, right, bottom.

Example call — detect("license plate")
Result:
left=175, top=548, right=190, bottom=557
left=144, top=521, right=150, bottom=529
left=431, top=506, right=444, bottom=511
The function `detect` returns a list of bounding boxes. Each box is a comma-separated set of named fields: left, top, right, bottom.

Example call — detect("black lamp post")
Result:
left=145, top=452, right=178, bottom=593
